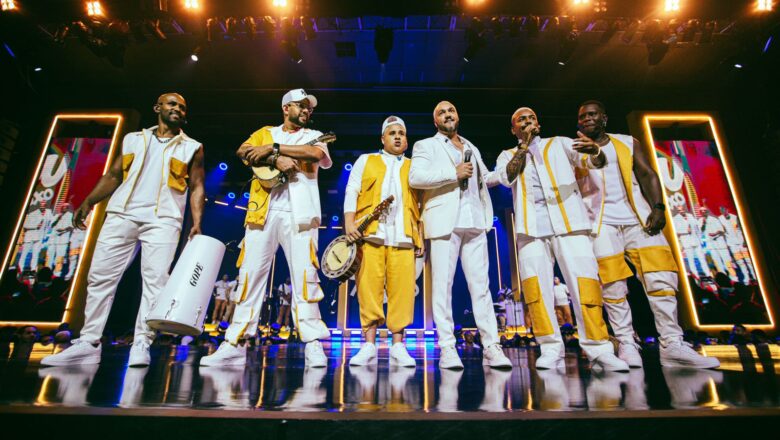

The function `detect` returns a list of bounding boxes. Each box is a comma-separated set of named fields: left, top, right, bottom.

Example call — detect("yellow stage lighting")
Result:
left=1, top=0, right=17, bottom=11
left=757, top=0, right=774, bottom=12
left=665, top=0, right=680, bottom=12
left=272, top=0, right=288, bottom=8
left=86, top=1, right=104, bottom=17
left=184, top=0, right=200, bottom=10
left=574, top=0, right=590, bottom=5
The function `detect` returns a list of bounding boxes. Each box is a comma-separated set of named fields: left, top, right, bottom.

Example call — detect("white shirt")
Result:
left=553, top=283, right=569, bottom=301
left=600, top=142, right=639, bottom=225
left=214, top=280, right=231, bottom=300
left=268, top=125, right=332, bottom=213
left=719, top=213, right=745, bottom=246
left=23, top=208, right=51, bottom=241
left=700, top=215, right=727, bottom=250
left=525, top=138, right=555, bottom=237
left=124, top=136, right=180, bottom=227
left=440, top=137, right=486, bottom=231
left=343, top=151, right=413, bottom=248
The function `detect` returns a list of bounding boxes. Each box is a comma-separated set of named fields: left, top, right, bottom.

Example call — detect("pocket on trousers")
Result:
left=302, top=269, right=324, bottom=303
left=122, top=153, right=135, bottom=180
left=522, top=276, right=554, bottom=337
left=637, top=245, right=678, bottom=273
left=577, top=277, right=609, bottom=341
left=167, top=157, right=189, bottom=192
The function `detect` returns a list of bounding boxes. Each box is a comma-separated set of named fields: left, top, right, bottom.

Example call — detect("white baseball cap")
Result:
left=381, top=115, right=406, bottom=135
left=281, top=88, right=318, bottom=109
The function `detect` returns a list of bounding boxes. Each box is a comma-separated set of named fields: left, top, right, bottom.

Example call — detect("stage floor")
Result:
left=1, top=339, right=779, bottom=418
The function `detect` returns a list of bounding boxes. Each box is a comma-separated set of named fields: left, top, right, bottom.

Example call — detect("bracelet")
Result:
left=273, top=143, right=280, bottom=155
left=270, top=153, right=279, bottom=167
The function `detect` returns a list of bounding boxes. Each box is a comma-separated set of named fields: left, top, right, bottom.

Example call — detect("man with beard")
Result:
left=42, top=93, right=205, bottom=367
left=200, top=89, right=332, bottom=368
left=409, top=101, right=511, bottom=370
left=495, top=107, right=627, bottom=372
left=576, top=100, right=719, bottom=369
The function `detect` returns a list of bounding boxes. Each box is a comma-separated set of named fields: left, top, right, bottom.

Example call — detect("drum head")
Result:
left=147, top=319, right=202, bottom=337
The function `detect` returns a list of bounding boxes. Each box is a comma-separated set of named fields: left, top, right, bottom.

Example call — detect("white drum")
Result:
left=146, top=235, right=226, bottom=336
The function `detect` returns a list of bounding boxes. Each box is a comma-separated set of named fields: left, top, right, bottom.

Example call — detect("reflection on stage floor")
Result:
left=1, top=340, right=779, bottom=415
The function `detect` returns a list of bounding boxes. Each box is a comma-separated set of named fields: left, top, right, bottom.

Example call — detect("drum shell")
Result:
left=146, top=235, right=226, bottom=336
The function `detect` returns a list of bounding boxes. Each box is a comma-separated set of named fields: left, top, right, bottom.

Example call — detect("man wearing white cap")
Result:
left=201, top=88, right=333, bottom=368
left=343, top=116, right=423, bottom=368
left=409, top=101, right=512, bottom=370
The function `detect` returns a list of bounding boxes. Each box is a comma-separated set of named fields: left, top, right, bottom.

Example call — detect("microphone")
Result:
left=461, top=150, right=472, bottom=190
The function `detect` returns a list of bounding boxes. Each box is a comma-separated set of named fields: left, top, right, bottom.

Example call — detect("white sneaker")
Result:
left=349, top=342, right=378, bottom=366
left=591, top=352, right=630, bottom=373
left=128, top=340, right=151, bottom=367
left=439, top=345, right=463, bottom=370
left=305, top=340, right=328, bottom=368
left=660, top=340, right=720, bottom=369
left=618, top=342, right=644, bottom=368
left=483, top=344, right=512, bottom=369
left=200, top=342, right=247, bottom=367
left=535, top=349, right=563, bottom=370
left=389, top=342, right=416, bottom=368
left=40, top=340, right=101, bottom=367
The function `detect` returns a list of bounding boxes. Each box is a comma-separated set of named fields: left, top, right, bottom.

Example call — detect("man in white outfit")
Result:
left=494, top=106, right=627, bottom=372
left=42, top=93, right=206, bottom=368
left=576, top=100, right=719, bottom=369
left=18, top=202, right=52, bottom=273
left=49, top=204, right=74, bottom=278
left=409, top=100, right=512, bottom=370
left=718, top=206, right=755, bottom=284
left=672, top=205, right=712, bottom=280
left=201, top=89, right=332, bottom=368
left=699, top=207, right=737, bottom=283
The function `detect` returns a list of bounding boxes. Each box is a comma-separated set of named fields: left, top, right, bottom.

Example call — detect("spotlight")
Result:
left=219, top=162, right=228, bottom=170
left=34, top=67, right=42, bottom=72
left=86, top=1, right=104, bottom=17
left=558, top=61, right=566, bottom=66
left=273, top=0, right=288, bottom=7
left=344, top=163, right=353, bottom=171
left=228, top=192, right=236, bottom=199
left=262, top=16, right=277, bottom=39
left=664, top=0, right=680, bottom=13
left=1, top=0, right=17, bottom=12
left=734, top=63, right=743, bottom=69
left=245, top=16, right=257, bottom=40
left=757, top=0, right=774, bottom=12
left=493, top=216, right=498, bottom=223
left=332, top=216, right=339, bottom=222
left=243, top=192, right=250, bottom=199
left=207, top=17, right=222, bottom=42
left=226, top=17, right=239, bottom=39
left=374, top=26, right=394, bottom=64
left=573, top=0, right=590, bottom=5
left=183, top=0, right=200, bottom=10
left=190, top=53, right=199, bottom=61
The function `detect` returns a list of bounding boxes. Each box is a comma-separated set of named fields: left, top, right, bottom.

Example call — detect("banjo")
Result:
left=321, top=195, right=395, bottom=282
left=251, top=132, right=337, bottom=190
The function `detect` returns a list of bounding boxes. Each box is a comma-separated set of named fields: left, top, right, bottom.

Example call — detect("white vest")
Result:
left=578, top=133, right=653, bottom=236
left=495, top=137, right=600, bottom=237
left=106, top=126, right=201, bottom=224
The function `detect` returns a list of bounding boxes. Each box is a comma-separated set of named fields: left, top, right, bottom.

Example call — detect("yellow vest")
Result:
left=355, top=154, right=422, bottom=248
left=244, top=126, right=275, bottom=227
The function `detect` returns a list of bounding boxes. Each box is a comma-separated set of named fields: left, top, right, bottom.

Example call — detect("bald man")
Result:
left=42, top=93, right=206, bottom=368
left=409, top=101, right=511, bottom=370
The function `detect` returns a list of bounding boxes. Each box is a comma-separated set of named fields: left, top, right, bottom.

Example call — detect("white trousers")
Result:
left=18, top=240, right=42, bottom=272
left=516, top=233, right=613, bottom=361
left=429, top=229, right=499, bottom=349
left=50, top=239, right=70, bottom=278
left=80, top=214, right=180, bottom=344
left=226, top=209, right=330, bottom=344
left=681, top=244, right=711, bottom=278
left=593, top=223, right=683, bottom=346
left=708, top=246, right=737, bottom=282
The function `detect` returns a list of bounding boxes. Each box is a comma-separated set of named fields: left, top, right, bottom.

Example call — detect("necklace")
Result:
left=154, top=131, right=174, bottom=143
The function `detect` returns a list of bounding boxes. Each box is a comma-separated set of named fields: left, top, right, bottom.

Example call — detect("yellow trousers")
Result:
left=356, top=241, right=415, bottom=333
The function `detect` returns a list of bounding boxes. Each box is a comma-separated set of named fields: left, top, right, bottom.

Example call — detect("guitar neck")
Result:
left=356, top=211, right=381, bottom=233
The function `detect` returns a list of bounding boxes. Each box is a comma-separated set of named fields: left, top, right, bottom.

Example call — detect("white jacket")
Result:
left=106, top=126, right=201, bottom=224
left=409, top=132, right=498, bottom=239
left=578, top=133, right=653, bottom=235
left=495, top=136, right=604, bottom=237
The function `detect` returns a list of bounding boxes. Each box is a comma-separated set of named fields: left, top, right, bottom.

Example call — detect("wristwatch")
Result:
left=653, top=203, right=666, bottom=211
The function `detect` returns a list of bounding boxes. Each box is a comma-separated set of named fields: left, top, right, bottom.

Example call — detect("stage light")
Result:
left=34, top=67, right=42, bottom=72
left=190, top=53, right=199, bottom=61
left=218, top=162, right=228, bottom=170
left=183, top=0, right=200, bottom=10
left=273, top=0, right=288, bottom=8
left=664, top=0, right=680, bottom=13
left=757, top=0, right=774, bottom=12
left=734, top=63, right=743, bottom=68
left=573, top=0, right=590, bottom=5
left=86, top=1, right=104, bottom=17
left=226, top=17, right=239, bottom=39
left=302, top=16, right=316, bottom=40
left=227, top=192, right=236, bottom=199
left=493, top=216, right=498, bottom=222
left=207, top=17, right=222, bottom=42
left=558, top=61, right=566, bottom=65
left=344, top=163, right=352, bottom=171
left=465, top=0, right=486, bottom=6
left=243, top=192, right=250, bottom=199
left=332, top=216, right=339, bottom=222
left=1, top=0, right=17, bottom=12
left=245, top=16, right=257, bottom=40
